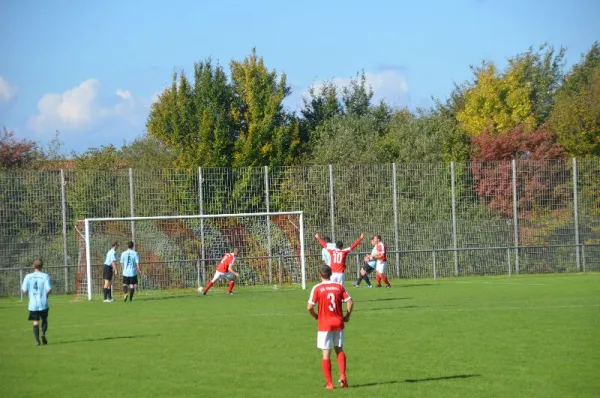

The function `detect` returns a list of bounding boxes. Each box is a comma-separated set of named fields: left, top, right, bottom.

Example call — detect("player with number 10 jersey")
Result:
left=316, top=233, right=363, bottom=284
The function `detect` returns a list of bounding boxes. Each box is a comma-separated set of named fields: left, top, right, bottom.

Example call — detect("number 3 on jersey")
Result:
left=327, top=292, right=336, bottom=311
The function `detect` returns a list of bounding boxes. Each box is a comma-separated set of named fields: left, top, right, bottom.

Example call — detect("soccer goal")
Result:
left=74, top=211, right=306, bottom=300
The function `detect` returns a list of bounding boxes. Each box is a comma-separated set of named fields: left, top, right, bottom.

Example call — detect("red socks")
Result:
left=203, top=281, right=214, bottom=294
left=336, top=351, right=347, bottom=381
left=322, top=359, right=333, bottom=386
left=376, top=274, right=381, bottom=286
left=382, top=274, right=391, bottom=286
left=228, top=281, right=235, bottom=294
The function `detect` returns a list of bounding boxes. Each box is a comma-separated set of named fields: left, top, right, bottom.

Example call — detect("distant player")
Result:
left=307, top=265, right=353, bottom=389
left=355, top=235, right=390, bottom=288
left=320, top=236, right=336, bottom=267
left=21, top=258, right=52, bottom=346
left=202, top=248, right=240, bottom=295
left=120, top=241, right=141, bottom=302
left=316, top=233, right=363, bottom=284
left=103, top=241, right=119, bottom=302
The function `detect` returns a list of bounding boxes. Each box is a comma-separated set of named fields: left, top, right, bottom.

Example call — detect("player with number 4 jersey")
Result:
left=315, top=233, right=363, bottom=284
left=307, top=265, right=354, bottom=389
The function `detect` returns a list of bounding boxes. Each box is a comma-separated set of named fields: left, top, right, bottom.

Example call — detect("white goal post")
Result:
left=78, top=211, right=306, bottom=300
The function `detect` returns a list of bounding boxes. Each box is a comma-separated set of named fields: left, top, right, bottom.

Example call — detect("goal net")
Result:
left=74, top=211, right=306, bottom=300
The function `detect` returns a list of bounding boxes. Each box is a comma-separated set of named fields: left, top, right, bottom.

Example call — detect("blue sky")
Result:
left=0, top=0, right=598, bottom=153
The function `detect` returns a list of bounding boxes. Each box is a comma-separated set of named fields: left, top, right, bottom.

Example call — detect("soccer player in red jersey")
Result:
left=370, top=235, right=391, bottom=287
left=307, top=265, right=354, bottom=390
left=315, top=233, right=363, bottom=284
left=202, top=248, right=240, bottom=295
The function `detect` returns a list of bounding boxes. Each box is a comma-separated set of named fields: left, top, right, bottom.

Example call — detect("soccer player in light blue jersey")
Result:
left=21, top=258, right=52, bottom=346
left=103, top=241, right=119, bottom=302
left=120, top=241, right=140, bottom=302
left=321, top=236, right=336, bottom=267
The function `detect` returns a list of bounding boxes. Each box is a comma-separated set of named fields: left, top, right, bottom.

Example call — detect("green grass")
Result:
left=1, top=274, right=599, bottom=398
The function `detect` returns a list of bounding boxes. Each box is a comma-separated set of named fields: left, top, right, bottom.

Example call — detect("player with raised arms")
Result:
left=202, top=248, right=240, bottom=295
left=315, top=233, right=363, bottom=284
left=21, top=258, right=52, bottom=346
left=120, top=241, right=141, bottom=302
left=307, top=265, right=354, bottom=389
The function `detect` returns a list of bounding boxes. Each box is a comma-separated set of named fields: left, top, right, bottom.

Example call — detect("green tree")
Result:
left=549, top=42, right=600, bottom=157
left=299, top=81, right=342, bottom=145
left=147, top=59, right=235, bottom=168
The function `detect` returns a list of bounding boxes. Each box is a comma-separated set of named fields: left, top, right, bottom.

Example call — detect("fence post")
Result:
left=329, top=164, right=335, bottom=240
left=432, top=250, right=437, bottom=280
left=450, top=162, right=459, bottom=277
left=582, top=245, right=586, bottom=272
left=512, top=159, right=520, bottom=274
left=128, top=168, right=136, bottom=243
left=198, top=167, right=206, bottom=280
left=278, top=254, right=283, bottom=285
left=356, top=254, right=361, bottom=279
left=392, top=163, right=400, bottom=278
left=572, top=158, right=581, bottom=271
left=20, top=268, right=24, bottom=301
left=60, top=170, right=69, bottom=293
left=265, top=166, right=272, bottom=284
left=507, top=248, right=512, bottom=277
left=196, top=259, right=201, bottom=289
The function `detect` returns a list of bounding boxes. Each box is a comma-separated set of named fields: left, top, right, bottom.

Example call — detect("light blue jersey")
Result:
left=22, top=272, right=52, bottom=311
left=104, top=248, right=117, bottom=266
left=120, top=249, right=140, bottom=277
left=321, top=243, right=336, bottom=265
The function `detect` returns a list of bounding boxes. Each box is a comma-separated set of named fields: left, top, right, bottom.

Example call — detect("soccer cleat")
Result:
left=36, top=342, right=41, bottom=346
left=339, top=379, right=348, bottom=388
left=352, top=283, right=359, bottom=288
left=108, top=298, right=114, bottom=302
left=41, top=336, right=48, bottom=345
left=124, top=295, right=128, bottom=302
left=386, top=285, right=391, bottom=288
left=324, top=383, right=335, bottom=390
left=376, top=285, right=382, bottom=288
left=227, top=292, right=233, bottom=295
left=365, top=284, right=372, bottom=288
left=103, top=299, right=108, bottom=302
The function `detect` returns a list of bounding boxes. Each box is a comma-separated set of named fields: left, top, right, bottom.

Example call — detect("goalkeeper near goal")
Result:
left=202, top=248, right=240, bottom=295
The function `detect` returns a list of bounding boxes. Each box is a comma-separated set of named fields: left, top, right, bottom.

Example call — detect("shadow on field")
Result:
left=404, top=374, right=481, bottom=383
left=52, top=334, right=161, bottom=345
left=361, top=297, right=412, bottom=302
left=352, top=374, right=480, bottom=388
left=359, top=305, right=418, bottom=312
left=137, top=295, right=186, bottom=302
left=398, top=283, right=438, bottom=288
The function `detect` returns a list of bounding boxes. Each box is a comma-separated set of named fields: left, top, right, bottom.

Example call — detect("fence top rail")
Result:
left=82, top=211, right=303, bottom=223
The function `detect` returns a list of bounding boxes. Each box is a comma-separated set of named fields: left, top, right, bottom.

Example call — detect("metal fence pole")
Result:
left=328, top=164, right=335, bottom=240
left=572, top=158, right=581, bottom=271
left=356, top=254, right=361, bottom=279
left=278, top=254, right=283, bottom=285
left=582, top=245, right=586, bottom=272
left=512, top=159, right=520, bottom=274
left=20, top=268, right=24, bottom=301
left=432, top=250, right=437, bottom=280
left=198, top=167, right=206, bottom=281
left=128, top=168, right=136, bottom=243
left=392, top=163, right=400, bottom=278
left=60, top=170, right=69, bottom=293
left=450, top=162, right=459, bottom=276
left=507, top=248, right=512, bottom=277
left=265, top=166, right=272, bottom=284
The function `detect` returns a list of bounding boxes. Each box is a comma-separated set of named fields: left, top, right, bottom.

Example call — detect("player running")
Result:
left=102, top=241, right=119, bottom=302
left=202, top=248, right=240, bottom=295
left=120, top=241, right=141, bottom=302
left=316, top=233, right=363, bottom=284
left=320, top=236, right=336, bottom=267
left=307, top=265, right=354, bottom=389
left=354, top=235, right=391, bottom=288
left=21, top=258, right=52, bottom=346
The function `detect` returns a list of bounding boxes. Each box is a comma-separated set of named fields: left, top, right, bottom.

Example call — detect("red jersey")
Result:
left=374, top=242, right=387, bottom=262
left=308, top=282, right=351, bottom=332
left=216, top=253, right=236, bottom=273
left=317, top=236, right=363, bottom=273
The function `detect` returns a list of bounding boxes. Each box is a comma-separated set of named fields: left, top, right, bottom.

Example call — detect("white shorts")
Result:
left=317, top=330, right=344, bottom=350
left=376, top=261, right=387, bottom=274
left=330, top=272, right=345, bottom=284
left=211, top=271, right=235, bottom=283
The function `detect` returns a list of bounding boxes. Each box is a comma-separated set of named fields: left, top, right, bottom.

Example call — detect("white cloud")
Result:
left=303, top=70, right=409, bottom=107
left=0, top=76, right=18, bottom=102
left=28, top=79, right=147, bottom=135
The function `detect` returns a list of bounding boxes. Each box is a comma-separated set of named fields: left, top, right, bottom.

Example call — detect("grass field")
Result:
left=1, top=274, right=599, bottom=398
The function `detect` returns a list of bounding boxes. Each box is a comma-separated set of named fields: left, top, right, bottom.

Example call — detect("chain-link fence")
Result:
left=1, top=159, right=599, bottom=297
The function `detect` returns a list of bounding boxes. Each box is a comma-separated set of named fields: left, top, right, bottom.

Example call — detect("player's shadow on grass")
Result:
left=360, top=305, right=418, bottom=312
left=352, top=374, right=480, bottom=388
left=361, top=297, right=412, bottom=302
left=52, top=334, right=161, bottom=345
left=398, top=283, right=437, bottom=288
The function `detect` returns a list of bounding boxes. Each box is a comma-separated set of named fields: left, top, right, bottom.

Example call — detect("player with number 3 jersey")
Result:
left=307, top=265, right=354, bottom=389
left=315, top=233, right=363, bottom=284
